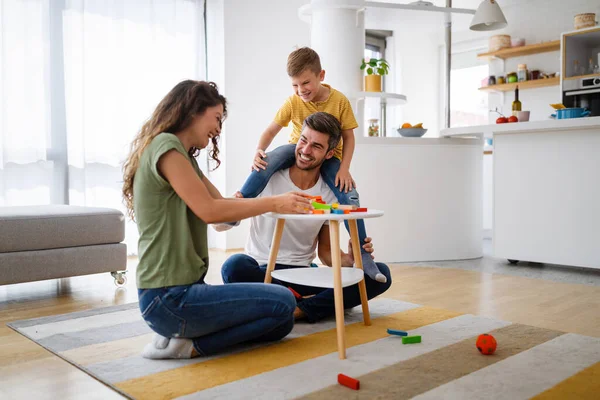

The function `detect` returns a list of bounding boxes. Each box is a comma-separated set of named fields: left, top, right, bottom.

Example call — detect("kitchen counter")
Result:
left=350, top=136, right=483, bottom=263
left=440, top=116, right=600, bottom=138
left=441, top=118, right=600, bottom=269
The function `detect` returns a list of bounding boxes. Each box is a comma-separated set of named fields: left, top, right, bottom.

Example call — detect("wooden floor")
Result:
left=2, top=251, right=599, bottom=399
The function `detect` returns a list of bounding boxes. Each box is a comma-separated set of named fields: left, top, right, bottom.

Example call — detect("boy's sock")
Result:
left=361, top=253, right=387, bottom=283
left=142, top=334, right=195, bottom=359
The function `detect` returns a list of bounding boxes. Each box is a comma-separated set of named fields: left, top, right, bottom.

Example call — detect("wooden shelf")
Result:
left=479, top=77, right=560, bottom=92
left=477, top=40, right=560, bottom=60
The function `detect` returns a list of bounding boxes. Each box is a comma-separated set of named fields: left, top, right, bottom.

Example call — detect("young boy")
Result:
left=235, top=47, right=385, bottom=283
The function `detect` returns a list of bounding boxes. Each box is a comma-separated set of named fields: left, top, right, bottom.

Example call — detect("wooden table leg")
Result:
left=349, top=219, right=372, bottom=326
left=264, top=219, right=285, bottom=284
left=329, top=220, right=346, bottom=359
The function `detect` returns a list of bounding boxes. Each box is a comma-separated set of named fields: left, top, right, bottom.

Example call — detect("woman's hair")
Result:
left=122, top=80, right=227, bottom=221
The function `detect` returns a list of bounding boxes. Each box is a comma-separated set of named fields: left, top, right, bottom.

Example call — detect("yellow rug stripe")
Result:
left=116, top=306, right=461, bottom=400
left=60, top=333, right=154, bottom=366
left=531, top=361, right=600, bottom=400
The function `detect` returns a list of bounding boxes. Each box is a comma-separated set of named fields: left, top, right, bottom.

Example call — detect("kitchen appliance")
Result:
left=562, top=76, right=600, bottom=116
left=561, top=27, right=600, bottom=116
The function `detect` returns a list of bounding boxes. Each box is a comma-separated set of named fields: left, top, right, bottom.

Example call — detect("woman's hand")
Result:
left=347, top=236, right=374, bottom=263
left=252, top=149, right=268, bottom=171
left=273, top=192, right=313, bottom=214
left=335, top=168, right=356, bottom=193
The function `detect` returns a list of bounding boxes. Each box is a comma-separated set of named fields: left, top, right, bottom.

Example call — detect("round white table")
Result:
left=264, top=209, right=384, bottom=359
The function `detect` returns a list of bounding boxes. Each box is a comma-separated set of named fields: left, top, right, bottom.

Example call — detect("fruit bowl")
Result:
left=397, top=128, right=427, bottom=137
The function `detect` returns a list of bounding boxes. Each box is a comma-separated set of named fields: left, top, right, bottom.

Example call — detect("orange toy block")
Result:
left=343, top=210, right=350, bottom=214
left=312, top=210, right=325, bottom=214
left=338, top=374, right=360, bottom=390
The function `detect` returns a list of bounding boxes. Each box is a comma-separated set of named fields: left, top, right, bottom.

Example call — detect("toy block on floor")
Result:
left=402, top=335, right=422, bottom=344
left=338, top=374, right=359, bottom=390
left=387, top=328, right=408, bottom=336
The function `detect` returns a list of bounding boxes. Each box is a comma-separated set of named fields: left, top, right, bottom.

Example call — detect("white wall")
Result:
left=207, top=0, right=310, bottom=249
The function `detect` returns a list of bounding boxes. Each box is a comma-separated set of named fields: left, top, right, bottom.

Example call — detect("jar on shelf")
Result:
left=497, top=76, right=506, bottom=84
left=367, top=119, right=379, bottom=137
left=517, top=64, right=528, bottom=82
left=507, top=72, right=518, bottom=83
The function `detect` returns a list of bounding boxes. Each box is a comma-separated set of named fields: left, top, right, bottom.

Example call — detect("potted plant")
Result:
left=360, top=57, right=390, bottom=92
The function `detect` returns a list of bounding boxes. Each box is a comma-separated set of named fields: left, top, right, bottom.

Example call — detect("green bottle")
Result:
left=512, top=85, right=522, bottom=116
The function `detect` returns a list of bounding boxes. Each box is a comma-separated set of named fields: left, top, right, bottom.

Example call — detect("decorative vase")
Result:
left=364, top=75, right=382, bottom=92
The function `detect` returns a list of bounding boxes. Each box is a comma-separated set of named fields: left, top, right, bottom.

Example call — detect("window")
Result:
left=450, top=64, right=489, bottom=127
left=0, top=0, right=206, bottom=253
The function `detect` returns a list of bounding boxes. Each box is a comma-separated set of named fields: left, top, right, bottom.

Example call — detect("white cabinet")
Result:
left=493, top=125, right=600, bottom=269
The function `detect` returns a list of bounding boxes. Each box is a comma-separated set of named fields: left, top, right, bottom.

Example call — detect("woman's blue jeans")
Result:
left=222, top=254, right=392, bottom=323
left=239, top=143, right=369, bottom=251
left=138, top=279, right=295, bottom=356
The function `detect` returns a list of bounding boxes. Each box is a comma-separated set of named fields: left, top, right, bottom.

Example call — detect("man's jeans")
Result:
left=221, top=254, right=392, bottom=323
left=239, top=143, right=368, bottom=249
left=138, top=280, right=295, bottom=356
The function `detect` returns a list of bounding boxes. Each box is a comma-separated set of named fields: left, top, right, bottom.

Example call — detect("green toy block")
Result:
left=312, top=202, right=332, bottom=210
left=402, top=335, right=421, bottom=344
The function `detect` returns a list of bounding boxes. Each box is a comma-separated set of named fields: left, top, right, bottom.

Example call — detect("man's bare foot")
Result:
left=294, top=307, right=306, bottom=320
left=233, top=191, right=243, bottom=198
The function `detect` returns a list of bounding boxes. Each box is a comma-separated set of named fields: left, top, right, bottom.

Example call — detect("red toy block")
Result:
left=338, top=374, right=359, bottom=390
left=350, top=207, right=368, bottom=212
left=287, top=287, right=302, bottom=299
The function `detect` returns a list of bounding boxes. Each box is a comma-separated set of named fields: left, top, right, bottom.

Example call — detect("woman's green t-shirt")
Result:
left=133, top=133, right=208, bottom=289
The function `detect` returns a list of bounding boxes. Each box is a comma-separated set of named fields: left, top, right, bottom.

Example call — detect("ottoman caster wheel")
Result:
left=507, top=259, right=520, bottom=265
left=111, top=271, right=128, bottom=287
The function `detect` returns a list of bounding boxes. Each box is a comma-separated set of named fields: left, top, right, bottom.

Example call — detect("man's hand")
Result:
left=345, top=236, right=374, bottom=265
left=335, top=167, right=355, bottom=193
left=252, top=149, right=268, bottom=171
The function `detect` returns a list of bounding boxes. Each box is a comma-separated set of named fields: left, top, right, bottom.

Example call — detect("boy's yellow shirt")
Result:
left=273, top=84, right=358, bottom=160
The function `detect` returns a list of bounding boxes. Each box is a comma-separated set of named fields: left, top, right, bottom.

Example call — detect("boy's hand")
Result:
left=252, top=150, right=268, bottom=171
left=347, top=237, right=375, bottom=264
left=335, top=168, right=355, bottom=193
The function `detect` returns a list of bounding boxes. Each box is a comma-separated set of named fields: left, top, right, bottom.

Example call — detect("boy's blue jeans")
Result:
left=138, top=279, right=295, bottom=356
left=221, top=254, right=392, bottom=323
left=240, top=144, right=369, bottom=250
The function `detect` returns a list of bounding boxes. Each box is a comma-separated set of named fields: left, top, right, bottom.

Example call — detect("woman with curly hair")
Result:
left=122, top=80, right=311, bottom=358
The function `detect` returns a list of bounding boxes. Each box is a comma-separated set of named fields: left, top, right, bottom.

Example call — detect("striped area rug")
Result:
left=7, top=298, right=600, bottom=400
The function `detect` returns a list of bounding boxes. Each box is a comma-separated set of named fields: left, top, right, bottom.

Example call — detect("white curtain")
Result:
left=0, top=0, right=206, bottom=254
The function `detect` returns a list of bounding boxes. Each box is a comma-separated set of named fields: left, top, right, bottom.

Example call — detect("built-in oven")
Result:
left=562, top=75, right=600, bottom=116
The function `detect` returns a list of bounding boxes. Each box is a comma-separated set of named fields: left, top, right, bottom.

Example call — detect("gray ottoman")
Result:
left=0, top=205, right=127, bottom=286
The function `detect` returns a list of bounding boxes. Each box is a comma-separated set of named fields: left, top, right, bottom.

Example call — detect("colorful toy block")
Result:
left=312, top=202, right=332, bottom=210
left=312, top=210, right=324, bottom=214
left=350, top=207, right=368, bottom=212
left=387, top=328, right=408, bottom=336
left=338, top=374, right=360, bottom=390
left=402, top=335, right=422, bottom=344
left=332, top=209, right=345, bottom=214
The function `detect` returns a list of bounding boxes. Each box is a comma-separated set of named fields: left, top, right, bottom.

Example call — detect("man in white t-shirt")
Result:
left=221, top=112, right=391, bottom=323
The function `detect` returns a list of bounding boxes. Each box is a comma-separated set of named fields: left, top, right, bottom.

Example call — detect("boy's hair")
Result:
left=287, top=47, right=322, bottom=77
left=302, top=112, right=341, bottom=152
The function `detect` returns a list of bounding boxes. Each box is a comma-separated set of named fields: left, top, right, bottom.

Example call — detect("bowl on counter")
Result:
left=397, top=128, right=428, bottom=137
left=552, top=108, right=590, bottom=119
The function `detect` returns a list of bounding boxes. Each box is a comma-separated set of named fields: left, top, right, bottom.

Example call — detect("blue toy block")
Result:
left=387, top=328, right=408, bottom=336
